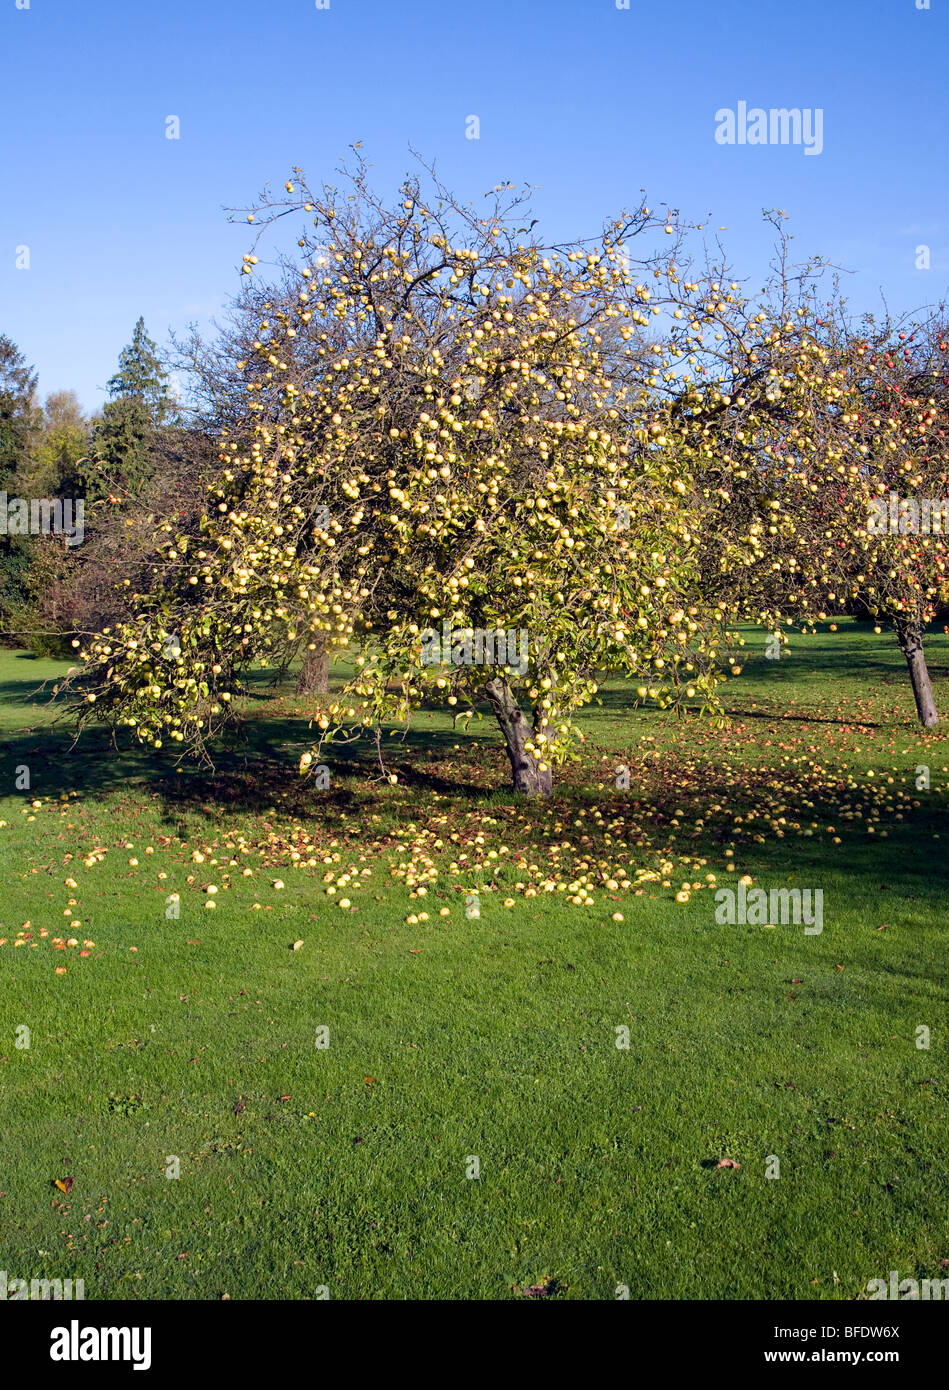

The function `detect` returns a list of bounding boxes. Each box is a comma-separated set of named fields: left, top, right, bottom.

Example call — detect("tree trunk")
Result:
left=482, top=675, right=552, bottom=796
left=296, top=640, right=329, bottom=695
left=896, top=622, right=939, bottom=727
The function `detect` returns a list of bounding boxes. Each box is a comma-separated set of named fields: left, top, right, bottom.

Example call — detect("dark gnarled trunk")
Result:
left=296, top=641, right=329, bottom=695
left=482, top=675, right=552, bottom=796
left=896, top=621, right=939, bottom=727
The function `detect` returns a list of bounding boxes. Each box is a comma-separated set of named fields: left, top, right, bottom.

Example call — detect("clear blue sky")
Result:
left=1, top=0, right=946, bottom=414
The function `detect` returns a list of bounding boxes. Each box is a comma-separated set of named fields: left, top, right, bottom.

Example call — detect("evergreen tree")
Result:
left=0, top=334, right=39, bottom=487
left=89, top=318, right=172, bottom=499
left=106, top=316, right=172, bottom=422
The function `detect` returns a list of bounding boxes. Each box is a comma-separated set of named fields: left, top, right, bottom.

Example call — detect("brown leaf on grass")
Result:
left=514, top=1275, right=561, bottom=1298
left=233, top=1098, right=246, bottom=1116
left=53, top=1176, right=74, bottom=1194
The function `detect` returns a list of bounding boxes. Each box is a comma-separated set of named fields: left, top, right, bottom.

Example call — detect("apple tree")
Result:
left=74, top=161, right=755, bottom=794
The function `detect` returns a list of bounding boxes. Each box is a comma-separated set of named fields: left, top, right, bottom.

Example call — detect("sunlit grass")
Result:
left=1, top=621, right=947, bottom=1299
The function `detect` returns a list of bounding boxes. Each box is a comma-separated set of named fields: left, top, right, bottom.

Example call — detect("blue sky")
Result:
left=1, top=0, right=946, bottom=414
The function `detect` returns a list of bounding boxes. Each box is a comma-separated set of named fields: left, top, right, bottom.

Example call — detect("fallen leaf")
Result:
left=514, top=1275, right=561, bottom=1298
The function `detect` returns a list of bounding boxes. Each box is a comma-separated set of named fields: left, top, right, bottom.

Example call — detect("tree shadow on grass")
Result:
left=3, top=675, right=949, bottom=902
left=590, top=686, right=887, bottom=728
left=4, top=715, right=949, bottom=907
left=0, top=678, right=71, bottom=707
left=0, top=710, right=511, bottom=821
left=722, top=708, right=884, bottom=729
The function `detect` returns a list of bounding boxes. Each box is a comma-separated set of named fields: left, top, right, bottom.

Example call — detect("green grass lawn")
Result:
left=1, top=622, right=947, bottom=1299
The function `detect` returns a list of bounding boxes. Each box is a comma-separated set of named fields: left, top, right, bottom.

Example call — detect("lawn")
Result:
left=1, top=621, right=947, bottom=1300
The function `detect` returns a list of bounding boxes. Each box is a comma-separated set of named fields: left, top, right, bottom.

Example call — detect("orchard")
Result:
left=4, top=159, right=948, bottom=1306
left=72, top=164, right=948, bottom=795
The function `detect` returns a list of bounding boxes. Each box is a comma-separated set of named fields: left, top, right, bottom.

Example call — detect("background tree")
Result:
left=660, top=258, right=859, bottom=643
left=2, top=390, right=91, bottom=654
left=0, top=334, right=39, bottom=484
left=106, top=316, right=173, bottom=418
left=0, top=335, right=41, bottom=641
left=672, top=283, right=949, bottom=728
left=87, top=317, right=174, bottom=501
left=0, top=340, right=218, bottom=656
left=25, top=390, right=88, bottom=497
left=830, top=312, right=949, bottom=725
